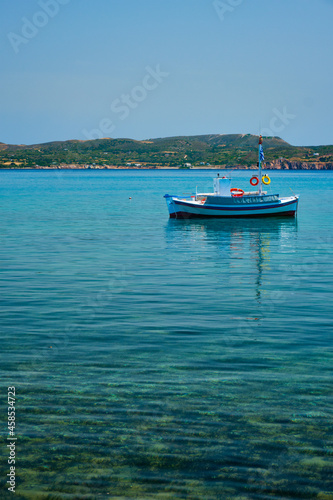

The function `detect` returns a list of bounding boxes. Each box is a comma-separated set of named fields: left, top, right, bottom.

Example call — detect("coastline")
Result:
left=1, top=162, right=332, bottom=171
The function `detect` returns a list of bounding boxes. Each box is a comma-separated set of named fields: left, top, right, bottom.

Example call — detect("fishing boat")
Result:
left=164, top=136, right=299, bottom=219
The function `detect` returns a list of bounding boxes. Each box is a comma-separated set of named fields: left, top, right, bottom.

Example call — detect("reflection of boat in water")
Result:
left=164, top=136, right=299, bottom=219
left=166, top=217, right=298, bottom=302
left=166, top=214, right=298, bottom=243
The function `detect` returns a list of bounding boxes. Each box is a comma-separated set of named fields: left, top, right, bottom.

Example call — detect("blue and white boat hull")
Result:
left=164, top=194, right=299, bottom=219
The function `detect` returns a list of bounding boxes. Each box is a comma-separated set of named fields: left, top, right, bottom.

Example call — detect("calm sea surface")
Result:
left=0, top=169, right=332, bottom=499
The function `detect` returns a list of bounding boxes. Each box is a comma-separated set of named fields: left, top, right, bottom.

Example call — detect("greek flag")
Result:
left=259, top=145, right=265, bottom=162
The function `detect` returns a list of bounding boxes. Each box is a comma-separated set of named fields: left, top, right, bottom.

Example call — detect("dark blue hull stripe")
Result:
left=170, top=211, right=296, bottom=219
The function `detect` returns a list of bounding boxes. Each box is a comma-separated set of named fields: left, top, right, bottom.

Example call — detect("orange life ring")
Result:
left=250, top=176, right=259, bottom=186
left=230, top=188, right=244, bottom=198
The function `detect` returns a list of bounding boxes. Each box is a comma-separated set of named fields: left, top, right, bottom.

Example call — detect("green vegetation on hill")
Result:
left=0, top=134, right=332, bottom=168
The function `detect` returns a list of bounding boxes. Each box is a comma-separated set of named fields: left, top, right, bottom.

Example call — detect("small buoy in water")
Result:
left=49, top=346, right=52, bottom=349
left=129, top=197, right=132, bottom=200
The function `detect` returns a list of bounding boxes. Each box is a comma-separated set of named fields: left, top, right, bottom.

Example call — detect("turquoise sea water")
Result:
left=0, top=169, right=332, bottom=499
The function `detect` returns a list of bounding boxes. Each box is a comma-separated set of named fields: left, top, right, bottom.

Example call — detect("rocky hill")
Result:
left=0, top=134, right=332, bottom=169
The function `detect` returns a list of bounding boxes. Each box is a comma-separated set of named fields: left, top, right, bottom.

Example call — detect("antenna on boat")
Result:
left=258, top=135, right=263, bottom=195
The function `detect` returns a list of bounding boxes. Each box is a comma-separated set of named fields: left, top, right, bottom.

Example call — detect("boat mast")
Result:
left=258, top=135, right=263, bottom=195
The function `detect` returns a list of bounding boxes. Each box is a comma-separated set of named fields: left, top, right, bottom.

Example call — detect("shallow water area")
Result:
left=0, top=169, right=332, bottom=499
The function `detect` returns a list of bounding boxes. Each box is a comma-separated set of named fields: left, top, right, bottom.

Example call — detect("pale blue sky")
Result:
left=1, top=0, right=332, bottom=145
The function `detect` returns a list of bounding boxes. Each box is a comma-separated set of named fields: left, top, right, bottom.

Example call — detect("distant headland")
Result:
left=0, top=134, right=332, bottom=170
